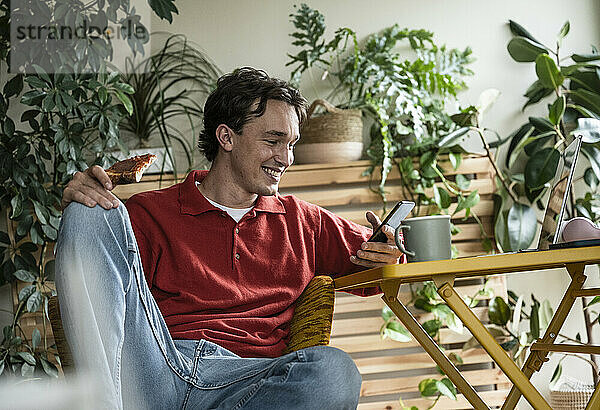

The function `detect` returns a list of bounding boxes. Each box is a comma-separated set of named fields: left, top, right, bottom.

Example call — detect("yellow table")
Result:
left=334, top=246, right=600, bottom=410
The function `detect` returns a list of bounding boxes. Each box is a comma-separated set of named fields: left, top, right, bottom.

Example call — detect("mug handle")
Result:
left=394, top=225, right=416, bottom=258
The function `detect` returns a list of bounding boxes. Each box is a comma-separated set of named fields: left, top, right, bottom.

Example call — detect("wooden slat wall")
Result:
left=112, top=155, right=509, bottom=408
left=113, top=154, right=498, bottom=257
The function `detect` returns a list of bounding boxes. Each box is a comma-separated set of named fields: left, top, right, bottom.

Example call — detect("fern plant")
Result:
left=287, top=4, right=479, bottom=224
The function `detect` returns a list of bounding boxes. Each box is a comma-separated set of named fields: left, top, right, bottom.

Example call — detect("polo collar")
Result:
left=179, top=170, right=286, bottom=216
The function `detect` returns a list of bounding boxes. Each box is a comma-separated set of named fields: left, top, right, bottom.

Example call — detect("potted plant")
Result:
left=286, top=4, right=486, bottom=237
left=0, top=0, right=176, bottom=379
left=495, top=20, right=600, bottom=252
left=286, top=4, right=365, bottom=164
left=118, top=33, right=221, bottom=176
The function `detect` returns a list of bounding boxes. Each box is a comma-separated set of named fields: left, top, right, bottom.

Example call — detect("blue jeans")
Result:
left=55, top=203, right=361, bottom=409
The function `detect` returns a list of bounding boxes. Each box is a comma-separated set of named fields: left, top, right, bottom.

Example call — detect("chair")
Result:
left=48, top=275, right=335, bottom=372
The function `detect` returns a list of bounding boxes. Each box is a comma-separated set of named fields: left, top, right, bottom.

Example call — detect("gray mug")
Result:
left=393, top=215, right=452, bottom=262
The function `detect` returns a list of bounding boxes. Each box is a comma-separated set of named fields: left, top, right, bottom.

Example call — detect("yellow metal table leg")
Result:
left=502, top=263, right=587, bottom=410
left=437, top=282, right=552, bottom=410
left=380, top=282, right=490, bottom=410
left=586, top=383, right=600, bottom=410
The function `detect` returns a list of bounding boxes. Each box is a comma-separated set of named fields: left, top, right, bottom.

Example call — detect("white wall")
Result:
left=149, top=0, right=600, bottom=405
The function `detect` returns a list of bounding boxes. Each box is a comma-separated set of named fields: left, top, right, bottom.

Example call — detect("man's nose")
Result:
left=275, top=147, right=294, bottom=167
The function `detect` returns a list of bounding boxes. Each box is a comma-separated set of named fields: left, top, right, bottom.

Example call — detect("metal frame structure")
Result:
left=335, top=246, right=600, bottom=409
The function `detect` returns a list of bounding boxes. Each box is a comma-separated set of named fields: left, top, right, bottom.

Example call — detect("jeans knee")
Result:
left=60, top=202, right=127, bottom=242
left=300, top=346, right=361, bottom=408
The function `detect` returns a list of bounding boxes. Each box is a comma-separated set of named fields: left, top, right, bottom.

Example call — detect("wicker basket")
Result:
left=550, top=376, right=595, bottom=409
left=295, top=99, right=363, bottom=164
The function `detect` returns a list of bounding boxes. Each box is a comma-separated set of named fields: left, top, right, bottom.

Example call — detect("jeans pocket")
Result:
left=175, top=339, right=202, bottom=363
left=192, top=348, right=276, bottom=390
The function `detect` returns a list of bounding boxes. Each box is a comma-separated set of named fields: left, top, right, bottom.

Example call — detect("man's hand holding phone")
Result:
left=350, top=211, right=404, bottom=268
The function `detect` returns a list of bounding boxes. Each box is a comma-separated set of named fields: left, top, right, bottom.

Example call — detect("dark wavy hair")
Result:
left=198, top=67, right=308, bottom=162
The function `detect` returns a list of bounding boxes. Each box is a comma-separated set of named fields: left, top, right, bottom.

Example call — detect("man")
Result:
left=57, top=67, right=404, bottom=409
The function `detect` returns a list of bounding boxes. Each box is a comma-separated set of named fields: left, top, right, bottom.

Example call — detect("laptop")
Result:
left=499, top=135, right=597, bottom=253
left=544, top=136, right=600, bottom=250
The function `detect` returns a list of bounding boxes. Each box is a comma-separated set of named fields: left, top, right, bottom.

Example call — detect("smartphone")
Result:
left=368, top=200, right=415, bottom=242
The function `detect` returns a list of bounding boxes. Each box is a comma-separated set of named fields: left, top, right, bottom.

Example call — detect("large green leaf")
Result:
left=422, top=319, right=442, bottom=338
left=505, top=124, right=534, bottom=167
left=489, top=297, right=511, bottom=326
left=584, top=167, right=599, bottom=191
left=507, top=37, right=548, bottom=62
left=529, top=116, right=555, bottom=133
left=453, top=190, right=479, bottom=216
left=27, top=290, right=43, bottom=312
left=523, top=133, right=554, bottom=157
left=571, top=89, right=600, bottom=114
left=434, top=186, right=452, bottom=210
left=17, top=352, right=36, bottom=366
left=419, top=379, right=439, bottom=397
left=568, top=71, right=600, bottom=94
left=524, top=147, right=560, bottom=189
left=539, top=300, right=553, bottom=331
left=3, top=75, right=23, bottom=98
left=436, top=378, right=457, bottom=400
left=148, top=0, right=179, bottom=23
left=522, top=80, right=553, bottom=111
left=507, top=202, right=537, bottom=250
left=494, top=210, right=511, bottom=252
left=438, top=127, right=469, bottom=148
left=548, top=96, right=566, bottom=126
left=40, top=356, right=59, bottom=378
left=383, top=321, right=412, bottom=342
left=557, top=21, right=570, bottom=42
left=18, top=284, right=36, bottom=302
left=456, top=174, right=470, bottom=190
left=32, top=328, right=41, bottom=351
left=581, top=144, right=600, bottom=182
left=572, top=53, right=600, bottom=62
left=508, top=20, right=542, bottom=44
left=535, top=54, right=564, bottom=90
left=13, top=269, right=36, bottom=282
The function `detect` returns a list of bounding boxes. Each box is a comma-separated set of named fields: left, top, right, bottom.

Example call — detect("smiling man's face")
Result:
left=228, top=99, right=300, bottom=198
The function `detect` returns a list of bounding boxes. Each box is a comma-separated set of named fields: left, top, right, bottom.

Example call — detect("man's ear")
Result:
left=215, top=125, right=234, bottom=153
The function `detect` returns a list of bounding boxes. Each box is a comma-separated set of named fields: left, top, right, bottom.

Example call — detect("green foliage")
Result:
left=0, top=0, right=170, bottom=380
left=497, top=20, right=600, bottom=251
left=489, top=297, right=511, bottom=326
left=148, top=0, right=178, bottom=23
left=287, top=4, right=481, bottom=226
left=381, top=281, right=467, bottom=406
left=461, top=290, right=555, bottom=367
left=120, top=33, right=221, bottom=173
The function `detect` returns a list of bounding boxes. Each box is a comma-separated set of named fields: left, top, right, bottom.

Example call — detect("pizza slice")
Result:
left=105, top=154, right=157, bottom=186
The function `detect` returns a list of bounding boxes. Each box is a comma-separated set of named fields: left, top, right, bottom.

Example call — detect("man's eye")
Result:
left=266, top=140, right=277, bottom=145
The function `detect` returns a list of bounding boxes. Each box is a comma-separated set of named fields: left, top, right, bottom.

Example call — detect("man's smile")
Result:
left=262, top=166, right=284, bottom=180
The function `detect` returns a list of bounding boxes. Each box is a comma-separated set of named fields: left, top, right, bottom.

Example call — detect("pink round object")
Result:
left=561, top=217, right=600, bottom=242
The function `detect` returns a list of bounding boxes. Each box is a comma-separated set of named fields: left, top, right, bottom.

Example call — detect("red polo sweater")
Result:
left=125, top=170, right=384, bottom=358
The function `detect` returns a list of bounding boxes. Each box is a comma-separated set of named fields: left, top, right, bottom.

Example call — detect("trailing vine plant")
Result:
left=287, top=4, right=494, bottom=255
